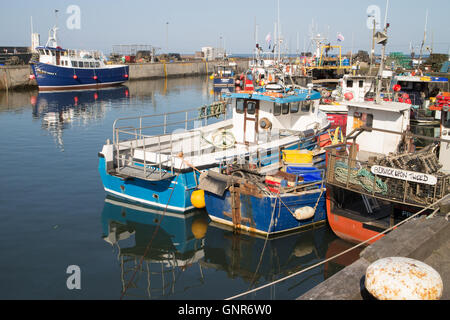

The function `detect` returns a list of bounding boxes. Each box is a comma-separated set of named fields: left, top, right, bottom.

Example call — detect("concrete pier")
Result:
left=298, top=214, right=450, bottom=300
left=0, top=59, right=250, bottom=91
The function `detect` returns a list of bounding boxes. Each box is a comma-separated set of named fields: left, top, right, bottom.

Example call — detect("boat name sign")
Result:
left=370, top=165, right=437, bottom=186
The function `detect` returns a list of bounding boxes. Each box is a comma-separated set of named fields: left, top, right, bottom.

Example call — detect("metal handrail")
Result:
left=109, top=100, right=309, bottom=181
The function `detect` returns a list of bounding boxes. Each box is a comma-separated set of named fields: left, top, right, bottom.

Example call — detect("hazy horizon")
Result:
left=1, top=0, right=449, bottom=55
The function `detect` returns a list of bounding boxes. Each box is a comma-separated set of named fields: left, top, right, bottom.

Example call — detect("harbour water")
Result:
left=0, top=76, right=360, bottom=300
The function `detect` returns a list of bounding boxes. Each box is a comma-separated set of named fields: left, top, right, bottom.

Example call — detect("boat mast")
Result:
left=277, top=0, right=281, bottom=62
left=418, top=9, right=429, bottom=71
left=45, top=9, right=59, bottom=48
left=375, top=0, right=390, bottom=104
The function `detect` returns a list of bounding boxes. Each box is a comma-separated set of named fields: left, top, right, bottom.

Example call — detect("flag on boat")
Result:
left=265, top=32, right=272, bottom=49
left=337, top=33, right=345, bottom=42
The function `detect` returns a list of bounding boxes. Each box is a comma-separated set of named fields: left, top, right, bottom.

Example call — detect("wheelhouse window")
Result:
left=236, top=99, right=244, bottom=114
left=301, top=101, right=312, bottom=113
left=443, top=110, right=450, bottom=128
left=282, top=103, right=289, bottom=115
left=290, top=102, right=299, bottom=113
left=273, top=103, right=281, bottom=116
left=359, top=80, right=364, bottom=88
left=347, top=80, right=353, bottom=88
left=353, top=112, right=373, bottom=129
left=247, top=101, right=256, bottom=115
left=50, top=50, right=55, bottom=56
left=45, top=50, right=50, bottom=55
left=364, top=113, right=374, bottom=128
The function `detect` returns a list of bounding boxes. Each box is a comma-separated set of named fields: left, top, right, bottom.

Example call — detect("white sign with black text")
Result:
left=371, top=165, right=437, bottom=186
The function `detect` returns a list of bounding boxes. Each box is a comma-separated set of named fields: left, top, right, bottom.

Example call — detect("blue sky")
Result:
left=1, top=0, right=449, bottom=55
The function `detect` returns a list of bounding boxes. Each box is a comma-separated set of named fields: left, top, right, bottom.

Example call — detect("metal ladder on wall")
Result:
left=361, top=194, right=380, bottom=214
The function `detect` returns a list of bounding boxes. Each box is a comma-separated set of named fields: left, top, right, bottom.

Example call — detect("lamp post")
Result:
left=166, top=22, right=169, bottom=54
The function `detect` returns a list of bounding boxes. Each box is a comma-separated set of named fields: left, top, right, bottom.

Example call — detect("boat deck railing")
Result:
left=112, top=102, right=229, bottom=180
left=326, top=148, right=450, bottom=208
left=66, top=49, right=104, bottom=60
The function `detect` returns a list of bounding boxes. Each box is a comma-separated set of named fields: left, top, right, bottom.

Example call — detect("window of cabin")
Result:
left=290, top=102, right=299, bottom=113
left=72, top=61, right=78, bottom=67
left=95, top=62, right=100, bottom=68
left=353, top=112, right=373, bottom=129
left=89, top=62, right=95, bottom=68
left=247, top=101, right=256, bottom=115
left=301, top=101, right=311, bottom=113
left=359, top=80, right=364, bottom=88
left=273, top=103, right=281, bottom=116
left=282, top=103, right=289, bottom=115
left=39, top=49, right=45, bottom=55
left=50, top=50, right=55, bottom=56
left=364, top=113, right=374, bottom=128
left=45, top=50, right=50, bottom=55
left=84, top=62, right=90, bottom=68
left=236, top=99, right=244, bottom=114
left=443, top=110, right=450, bottom=128
left=347, top=80, right=353, bottom=88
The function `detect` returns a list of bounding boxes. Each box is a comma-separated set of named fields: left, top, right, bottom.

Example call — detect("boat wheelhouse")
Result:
left=212, top=63, right=237, bottom=88
left=98, top=85, right=330, bottom=212
left=391, top=74, right=448, bottom=125
left=325, top=98, right=450, bottom=244
left=318, top=75, right=377, bottom=135
left=30, top=26, right=129, bottom=91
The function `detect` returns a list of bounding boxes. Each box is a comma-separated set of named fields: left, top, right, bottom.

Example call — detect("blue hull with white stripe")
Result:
left=213, top=77, right=235, bottom=87
left=98, top=156, right=199, bottom=212
left=205, top=189, right=327, bottom=236
left=31, top=62, right=129, bottom=91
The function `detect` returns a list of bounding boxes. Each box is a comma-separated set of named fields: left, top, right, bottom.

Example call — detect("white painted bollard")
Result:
left=365, top=257, right=443, bottom=300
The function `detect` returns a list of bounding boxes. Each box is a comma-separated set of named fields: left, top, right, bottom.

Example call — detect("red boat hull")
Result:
left=326, top=189, right=385, bottom=244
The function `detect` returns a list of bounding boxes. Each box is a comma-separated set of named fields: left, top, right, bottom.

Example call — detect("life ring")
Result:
left=259, top=117, right=272, bottom=130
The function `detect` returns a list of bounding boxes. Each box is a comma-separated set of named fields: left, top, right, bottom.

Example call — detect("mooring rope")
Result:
left=225, top=194, right=449, bottom=300
left=119, top=172, right=180, bottom=300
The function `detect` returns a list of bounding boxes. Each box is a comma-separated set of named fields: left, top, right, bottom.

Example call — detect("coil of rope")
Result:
left=334, top=161, right=388, bottom=195
left=201, top=129, right=236, bottom=149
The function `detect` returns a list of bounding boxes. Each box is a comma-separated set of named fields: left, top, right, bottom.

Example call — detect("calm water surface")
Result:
left=0, top=76, right=360, bottom=300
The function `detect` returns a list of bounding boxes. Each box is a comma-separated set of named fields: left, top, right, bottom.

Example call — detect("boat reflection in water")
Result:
left=31, top=86, right=130, bottom=151
left=202, top=223, right=334, bottom=299
left=102, top=195, right=342, bottom=299
left=101, top=196, right=209, bottom=299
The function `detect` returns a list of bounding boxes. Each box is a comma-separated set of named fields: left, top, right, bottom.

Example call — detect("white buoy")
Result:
left=293, top=206, right=315, bottom=220
left=365, top=257, right=443, bottom=300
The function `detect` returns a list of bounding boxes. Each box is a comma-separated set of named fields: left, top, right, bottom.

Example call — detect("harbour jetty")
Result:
left=298, top=199, right=450, bottom=300
left=0, top=58, right=250, bottom=91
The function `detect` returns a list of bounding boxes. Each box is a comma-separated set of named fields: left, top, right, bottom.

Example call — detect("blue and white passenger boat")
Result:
left=98, top=82, right=330, bottom=212
left=30, top=26, right=129, bottom=91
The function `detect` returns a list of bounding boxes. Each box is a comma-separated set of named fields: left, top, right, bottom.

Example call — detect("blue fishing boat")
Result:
left=30, top=25, right=129, bottom=91
left=98, top=80, right=330, bottom=212
left=211, top=63, right=237, bottom=88
left=201, top=160, right=327, bottom=236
